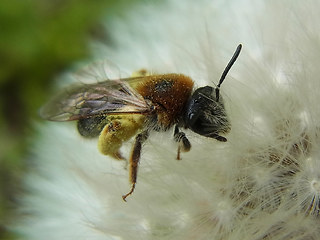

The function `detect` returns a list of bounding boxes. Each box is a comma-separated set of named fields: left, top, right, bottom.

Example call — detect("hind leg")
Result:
left=122, top=131, right=149, bottom=201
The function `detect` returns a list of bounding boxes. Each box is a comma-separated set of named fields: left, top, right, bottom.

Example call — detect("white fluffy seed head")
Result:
left=14, top=0, right=320, bottom=239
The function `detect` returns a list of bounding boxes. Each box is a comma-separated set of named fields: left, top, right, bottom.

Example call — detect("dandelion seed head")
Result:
left=14, top=0, right=320, bottom=239
left=310, top=178, right=320, bottom=194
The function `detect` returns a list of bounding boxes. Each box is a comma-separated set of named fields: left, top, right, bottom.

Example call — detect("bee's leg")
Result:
left=111, top=151, right=129, bottom=169
left=122, top=131, right=149, bottom=201
left=174, top=125, right=191, bottom=160
left=207, top=133, right=227, bottom=142
left=98, top=115, right=145, bottom=161
left=112, top=151, right=125, bottom=160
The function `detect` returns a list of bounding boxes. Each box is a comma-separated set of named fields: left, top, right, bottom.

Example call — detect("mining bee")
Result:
left=40, top=44, right=242, bottom=201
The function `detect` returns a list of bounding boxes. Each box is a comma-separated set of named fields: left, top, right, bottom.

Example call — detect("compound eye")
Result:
left=186, top=112, right=196, bottom=125
left=192, top=113, right=212, bottom=134
left=186, top=108, right=213, bottom=136
left=184, top=86, right=214, bottom=130
left=191, top=117, right=204, bottom=132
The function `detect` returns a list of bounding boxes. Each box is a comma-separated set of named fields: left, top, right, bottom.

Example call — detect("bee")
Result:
left=40, top=44, right=242, bottom=201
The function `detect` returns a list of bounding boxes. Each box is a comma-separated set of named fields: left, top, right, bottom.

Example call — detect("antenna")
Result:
left=216, top=44, right=242, bottom=101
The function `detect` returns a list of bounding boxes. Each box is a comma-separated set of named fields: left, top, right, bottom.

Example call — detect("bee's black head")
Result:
left=183, top=44, right=242, bottom=141
left=183, top=86, right=230, bottom=140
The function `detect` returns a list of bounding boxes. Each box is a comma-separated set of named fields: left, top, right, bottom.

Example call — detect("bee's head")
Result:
left=183, top=44, right=242, bottom=140
left=184, top=85, right=230, bottom=140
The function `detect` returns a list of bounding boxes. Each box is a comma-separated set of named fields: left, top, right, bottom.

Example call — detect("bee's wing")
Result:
left=40, top=78, right=152, bottom=121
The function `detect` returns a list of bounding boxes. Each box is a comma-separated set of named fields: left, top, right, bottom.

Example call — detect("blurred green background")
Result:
left=0, top=0, right=143, bottom=238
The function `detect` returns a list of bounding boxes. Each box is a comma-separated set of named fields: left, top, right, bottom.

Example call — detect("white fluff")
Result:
left=15, top=0, right=320, bottom=239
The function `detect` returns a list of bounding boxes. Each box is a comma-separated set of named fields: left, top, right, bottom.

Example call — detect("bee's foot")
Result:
left=122, top=183, right=136, bottom=202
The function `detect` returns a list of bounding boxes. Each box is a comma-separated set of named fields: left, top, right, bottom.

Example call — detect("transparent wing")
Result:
left=72, top=60, right=123, bottom=84
left=40, top=78, right=152, bottom=121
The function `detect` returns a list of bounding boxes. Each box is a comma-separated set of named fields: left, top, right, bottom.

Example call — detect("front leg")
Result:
left=122, top=131, right=149, bottom=201
left=206, top=132, right=227, bottom=142
left=174, top=125, right=191, bottom=160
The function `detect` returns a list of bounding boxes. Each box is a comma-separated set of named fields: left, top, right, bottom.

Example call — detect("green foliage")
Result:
left=0, top=0, right=142, bottom=238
